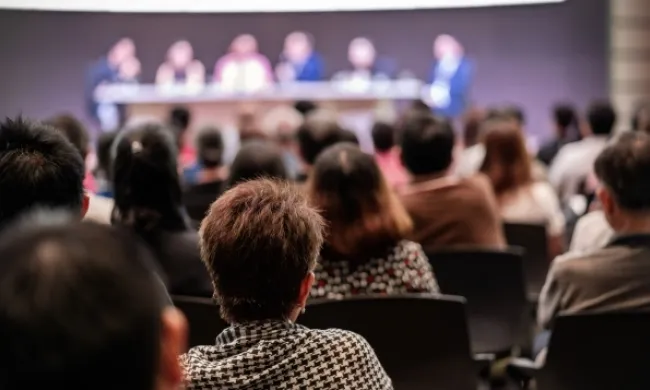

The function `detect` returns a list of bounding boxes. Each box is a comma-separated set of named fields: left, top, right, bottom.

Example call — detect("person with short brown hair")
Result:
left=182, top=178, right=392, bottom=390
left=307, top=143, right=438, bottom=299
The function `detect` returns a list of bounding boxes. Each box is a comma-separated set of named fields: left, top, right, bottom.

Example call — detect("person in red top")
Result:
left=371, top=121, right=409, bottom=189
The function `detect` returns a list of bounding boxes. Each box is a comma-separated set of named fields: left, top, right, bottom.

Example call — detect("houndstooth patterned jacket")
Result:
left=181, top=320, right=393, bottom=390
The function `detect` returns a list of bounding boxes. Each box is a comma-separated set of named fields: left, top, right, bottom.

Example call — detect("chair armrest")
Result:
left=473, top=353, right=495, bottom=377
left=506, top=357, right=541, bottom=382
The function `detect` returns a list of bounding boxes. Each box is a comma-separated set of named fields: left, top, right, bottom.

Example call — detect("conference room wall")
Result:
left=0, top=0, right=607, bottom=140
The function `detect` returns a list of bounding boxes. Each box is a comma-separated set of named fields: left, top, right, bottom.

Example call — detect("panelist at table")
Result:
left=427, top=34, right=473, bottom=119
left=213, top=34, right=273, bottom=93
left=156, top=40, right=205, bottom=86
left=276, top=31, right=324, bottom=82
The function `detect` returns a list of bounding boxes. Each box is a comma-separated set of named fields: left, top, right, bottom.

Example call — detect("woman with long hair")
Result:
left=306, top=143, right=438, bottom=299
left=480, top=118, right=565, bottom=257
left=112, top=122, right=212, bottom=297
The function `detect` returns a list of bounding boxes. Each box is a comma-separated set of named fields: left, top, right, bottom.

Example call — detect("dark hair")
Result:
left=112, top=123, right=189, bottom=235
left=196, top=126, right=223, bottom=168
left=296, top=115, right=348, bottom=165
left=479, top=119, right=532, bottom=198
left=294, top=100, right=318, bottom=117
left=486, top=105, right=526, bottom=126
left=0, top=118, right=85, bottom=230
left=400, top=114, right=455, bottom=175
left=340, top=129, right=360, bottom=145
left=169, top=106, right=191, bottom=131
left=587, top=101, right=616, bottom=136
left=200, top=179, right=324, bottom=323
left=462, top=108, right=484, bottom=147
left=307, top=143, right=412, bottom=257
left=227, top=140, right=288, bottom=188
left=371, top=122, right=396, bottom=152
left=0, top=217, right=165, bottom=390
left=45, top=114, right=89, bottom=159
left=594, top=132, right=650, bottom=211
left=96, top=130, right=119, bottom=177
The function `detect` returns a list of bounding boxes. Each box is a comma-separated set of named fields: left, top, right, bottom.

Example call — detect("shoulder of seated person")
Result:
left=309, top=328, right=373, bottom=347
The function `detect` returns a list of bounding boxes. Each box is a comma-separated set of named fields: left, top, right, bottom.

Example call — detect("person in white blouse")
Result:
left=480, top=117, right=565, bottom=257
left=213, top=34, right=273, bottom=93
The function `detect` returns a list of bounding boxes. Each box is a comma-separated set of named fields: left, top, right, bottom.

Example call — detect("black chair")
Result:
left=426, top=249, right=530, bottom=355
left=508, top=312, right=650, bottom=390
left=172, top=295, right=228, bottom=349
left=503, top=223, right=549, bottom=299
left=300, top=294, right=480, bottom=390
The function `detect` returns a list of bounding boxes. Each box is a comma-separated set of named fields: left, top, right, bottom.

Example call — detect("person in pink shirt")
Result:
left=213, top=34, right=273, bottom=93
left=371, top=122, right=409, bottom=189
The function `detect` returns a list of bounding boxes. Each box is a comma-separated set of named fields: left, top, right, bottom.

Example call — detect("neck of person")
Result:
left=411, top=168, right=453, bottom=184
left=615, top=212, right=650, bottom=236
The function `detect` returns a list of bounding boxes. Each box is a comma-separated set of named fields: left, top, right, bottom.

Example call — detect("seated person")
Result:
left=0, top=117, right=87, bottom=232
left=94, top=130, right=119, bottom=198
left=276, top=31, right=324, bottom=82
left=0, top=217, right=187, bottom=390
left=398, top=114, right=505, bottom=250
left=307, top=143, right=438, bottom=300
left=539, top=132, right=650, bottom=329
left=537, top=103, right=579, bottom=166
left=156, top=40, right=205, bottom=86
left=334, top=37, right=395, bottom=87
left=213, top=34, right=273, bottom=92
left=549, top=101, right=616, bottom=203
left=570, top=209, right=614, bottom=253
left=168, top=106, right=196, bottom=169
left=112, top=123, right=213, bottom=297
left=479, top=117, right=565, bottom=258
left=182, top=179, right=392, bottom=389
left=371, top=121, right=409, bottom=188
left=184, top=126, right=227, bottom=222
left=226, top=140, right=288, bottom=188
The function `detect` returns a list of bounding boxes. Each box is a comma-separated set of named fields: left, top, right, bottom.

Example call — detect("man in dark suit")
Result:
left=427, top=34, right=473, bottom=119
left=276, top=31, right=324, bottom=82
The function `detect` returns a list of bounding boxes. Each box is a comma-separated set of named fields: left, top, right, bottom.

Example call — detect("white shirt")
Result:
left=455, top=144, right=485, bottom=177
left=549, top=136, right=609, bottom=203
left=83, top=193, right=114, bottom=224
left=569, top=210, right=614, bottom=253
left=500, top=181, right=566, bottom=236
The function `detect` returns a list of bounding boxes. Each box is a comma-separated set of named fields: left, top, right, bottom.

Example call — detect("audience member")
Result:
left=462, top=108, right=484, bottom=148
left=94, top=130, right=119, bottom=197
left=371, top=121, right=409, bottom=188
left=537, top=104, right=578, bottom=166
left=183, top=126, right=227, bottom=222
left=46, top=113, right=114, bottom=224
left=569, top=208, right=614, bottom=253
left=539, top=132, right=650, bottom=329
left=398, top=114, right=505, bottom=250
left=226, top=140, right=288, bottom=188
left=0, top=118, right=87, bottom=231
left=631, top=101, right=650, bottom=133
left=549, top=101, right=616, bottom=203
left=294, top=100, right=318, bottom=117
left=295, top=111, right=349, bottom=182
left=112, top=123, right=212, bottom=297
left=307, top=144, right=438, bottom=299
left=182, top=179, right=392, bottom=389
left=169, top=106, right=196, bottom=168
left=0, top=216, right=186, bottom=390
left=480, top=118, right=565, bottom=257
left=260, top=105, right=304, bottom=179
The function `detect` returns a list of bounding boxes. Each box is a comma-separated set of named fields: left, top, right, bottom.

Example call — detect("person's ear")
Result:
left=81, top=193, right=90, bottom=218
left=597, top=186, right=616, bottom=218
left=580, top=120, right=591, bottom=138
left=158, top=308, right=188, bottom=389
left=298, top=271, right=315, bottom=310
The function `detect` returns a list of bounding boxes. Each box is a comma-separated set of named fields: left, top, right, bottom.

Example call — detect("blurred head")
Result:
left=371, top=122, right=396, bottom=153
left=227, top=140, right=288, bottom=188
left=200, top=179, right=324, bottom=323
left=479, top=118, right=532, bottom=198
left=230, top=34, right=258, bottom=55
left=462, top=108, right=484, bottom=147
left=112, top=123, right=188, bottom=235
left=632, top=101, right=650, bottom=133
left=296, top=111, right=348, bottom=166
left=595, top=132, right=650, bottom=232
left=307, top=144, right=412, bottom=257
left=108, top=37, right=136, bottom=66
left=45, top=113, right=90, bottom=160
left=196, top=126, right=224, bottom=169
left=167, top=40, right=194, bottom=69
left=348, top=37, right=376, bottom=70
left=96, top=130, right=119, bottom=177
left=586, top=101, right=616, bottom=136
left=0, top=217, right=186, bottom=390
left=260, top=105, right=303, bottom=142
left=0, top=118, right=86, bottom=231
left=487, top=105, right=526, bottom=127
left=168, top=106, right=191, bottom=148
left=400, top=114, right=455, bottom=176
left=294, top=100, right=318, bottom=117
left=284, top=31, right=313, bottom=63
left=434, top=34, right=463, bottom=60
left=552, top=103, right=577, bottom=138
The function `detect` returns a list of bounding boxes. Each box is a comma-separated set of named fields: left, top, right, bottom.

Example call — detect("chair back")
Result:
left=426, top=248, right=529, bottom=354
left=300, top=294, right=476, bottom=390
left=539, top=312, right=650, bottom=390
left=503, top=222, right=549, bottom=297
left=172, top=295, right=228, bottom=349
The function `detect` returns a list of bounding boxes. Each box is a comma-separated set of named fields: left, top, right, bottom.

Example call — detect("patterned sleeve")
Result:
left=400, top=241, right=440, bottom=294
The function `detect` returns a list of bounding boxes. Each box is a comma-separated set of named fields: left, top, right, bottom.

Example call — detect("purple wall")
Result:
left=0, top=0, right=608, bottom=139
